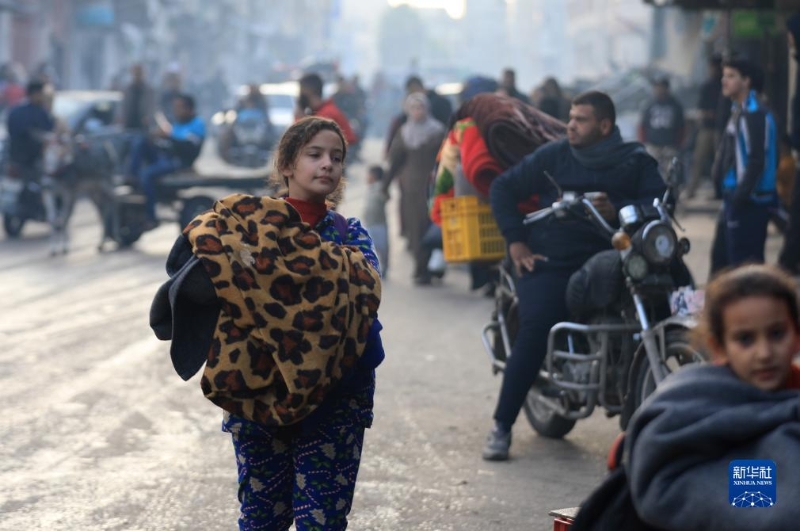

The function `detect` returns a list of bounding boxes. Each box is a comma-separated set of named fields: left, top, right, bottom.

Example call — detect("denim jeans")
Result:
left=493, top=268, right=573, bottom=429
left=129, top=136, right=183, bottom=221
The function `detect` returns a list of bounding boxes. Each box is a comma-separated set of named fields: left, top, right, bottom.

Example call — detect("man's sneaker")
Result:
left=482, top=427, right=511, bottom=461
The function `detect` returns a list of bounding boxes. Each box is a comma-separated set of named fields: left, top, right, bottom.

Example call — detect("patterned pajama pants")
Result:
left=225, top=387, right=373, bottom=531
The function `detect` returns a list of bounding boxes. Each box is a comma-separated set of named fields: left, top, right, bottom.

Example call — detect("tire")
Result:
left=115, top=227, right=143, bottom=248
left=629, top=328, right=708, bottom=416
left=522, top=390, right=577, bottom=439
left=3, top=214, right=25, bottom=238
left=179, top=196, right=215, bottom=230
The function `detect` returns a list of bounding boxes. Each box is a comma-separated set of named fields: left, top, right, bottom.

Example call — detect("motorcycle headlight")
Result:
left=641, top=221, right=677, bottom=265
left=624, top=252, right=649, bottom=281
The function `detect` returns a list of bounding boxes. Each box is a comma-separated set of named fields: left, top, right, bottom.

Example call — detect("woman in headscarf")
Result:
left=385, top=92, right=446, bottom=284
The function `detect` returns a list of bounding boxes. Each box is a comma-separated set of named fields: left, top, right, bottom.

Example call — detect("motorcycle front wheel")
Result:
left=629, top=328, right=707, bottom=416
left=3, top=214, right=25, bottom=238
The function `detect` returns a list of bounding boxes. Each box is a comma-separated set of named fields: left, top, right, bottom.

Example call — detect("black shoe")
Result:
left=413, top=275, right=432, bottom=286
left=482, top=427, right=511, bottom=461
left=142, top=219, right=159, bottom=232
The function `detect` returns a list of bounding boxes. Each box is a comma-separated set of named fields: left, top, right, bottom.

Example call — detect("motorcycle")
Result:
left=0, top=158, right=49, bottom=238
left=226, top=109, right=274, bottom=169
left=481, top=166, right=707, bottom=437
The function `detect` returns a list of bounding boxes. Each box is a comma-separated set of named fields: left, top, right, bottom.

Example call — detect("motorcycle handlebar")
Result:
left=523, top=196, right=616, bottom=236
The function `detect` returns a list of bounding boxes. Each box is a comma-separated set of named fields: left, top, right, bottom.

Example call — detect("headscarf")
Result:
left=401, top=92, right=445, bottom=149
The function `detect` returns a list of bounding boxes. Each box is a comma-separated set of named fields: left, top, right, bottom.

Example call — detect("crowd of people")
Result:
left=4, top=37, right=800, bottom=528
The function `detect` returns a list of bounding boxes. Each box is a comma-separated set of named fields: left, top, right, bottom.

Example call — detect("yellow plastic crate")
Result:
left=440, top=196, right=506, bottom=263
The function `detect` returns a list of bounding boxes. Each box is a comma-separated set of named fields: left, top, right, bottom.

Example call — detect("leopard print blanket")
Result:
left=183, top=194, right=381, bottom=426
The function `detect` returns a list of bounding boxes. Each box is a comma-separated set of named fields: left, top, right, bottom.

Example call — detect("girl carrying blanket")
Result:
left=151, top=116, right=384, bottom=530
left=573, top=264, right=800, bottom=531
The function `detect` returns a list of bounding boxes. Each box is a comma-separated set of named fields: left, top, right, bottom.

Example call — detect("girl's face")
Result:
left=714, top=296, right=800, bottom=391
left=283, top=130, right=344, bottom=203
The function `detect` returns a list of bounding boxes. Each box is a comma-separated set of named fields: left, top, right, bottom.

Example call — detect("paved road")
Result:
left=0, top=140, right=784, bottom=530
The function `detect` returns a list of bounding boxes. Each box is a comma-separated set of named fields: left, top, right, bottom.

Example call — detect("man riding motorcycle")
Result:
left=128, top=93, right=206, bottom=229
left=6, top=81, right=54, bottom=181
left=483, top=91, right=666, bottom=461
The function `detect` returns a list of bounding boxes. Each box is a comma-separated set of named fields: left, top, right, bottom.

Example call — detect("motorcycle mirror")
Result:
left=543, top=171, right=563, bottom=198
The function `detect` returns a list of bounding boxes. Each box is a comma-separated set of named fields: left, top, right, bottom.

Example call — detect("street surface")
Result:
left=0, top=139, right=784, bottom=530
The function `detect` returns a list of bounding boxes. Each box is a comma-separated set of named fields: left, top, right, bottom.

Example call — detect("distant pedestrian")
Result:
left=384, top=75, right=452, bottom=156
left=118, top=63, right=156, bottom=132
left=498, top=68, right=530, bottom=105
left=638, top=77, right=685, bottom=179
left=779, top=12, right=800, bottom=275
left=363, top=165, right=390, bottom=276
left=536, top=77, right=570, bottom=122
left=385, top=93, right=446, bottom=284
left=0, top=63, right=26, bottom=112
left=159, top=69, right=182, bottom=122
left=151, top=116, right=384, bottom=531
left=297, top=72, right=358, bottom=146
left=685, top=54, right=723, bottom=199
left=709, top=57, right=778, bottom=276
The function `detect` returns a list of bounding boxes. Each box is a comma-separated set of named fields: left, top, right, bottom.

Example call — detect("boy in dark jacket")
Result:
left=710, top=57, right=778, bottom=275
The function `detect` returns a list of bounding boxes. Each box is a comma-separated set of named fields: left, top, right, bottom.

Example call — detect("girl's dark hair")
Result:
left=693, top=265, right=800, bottom=352
left=275, top=116, right=348, bottom=174
left=272, top=116, right=348, bottom=202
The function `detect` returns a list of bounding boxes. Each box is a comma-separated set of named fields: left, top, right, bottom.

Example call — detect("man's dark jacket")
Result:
left=6, top=102, right=54, bottom=166
left=490, top=128, right=665, bottom=272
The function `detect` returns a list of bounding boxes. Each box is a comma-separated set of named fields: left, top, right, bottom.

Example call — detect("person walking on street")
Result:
left=118, top=63, right=156, bottom=133
left=536, top=77, right=570, bottom=122
left=384, top=76, right=452, bottom=156
left=6, top=81, right=55, bottom=179
left=498, top=68, right=531, bottom=105
left=151, top=116, right=384, bottom=530
left=384, top=93, right=446, bottom=284
left=484, top=92, right=664, bottom=461
left=779, top=13, right=800, bottom=275
left=297, top=73, right=358, bottom=147
left=709, top=57, right=778, bottom=276
left=363, top=165, right=390, bottom=277
left=685, top=54, right=723, bottom=199
left=638, top=77, right=685, bottom=179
